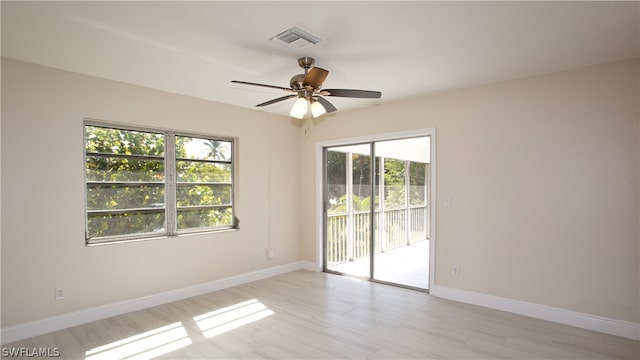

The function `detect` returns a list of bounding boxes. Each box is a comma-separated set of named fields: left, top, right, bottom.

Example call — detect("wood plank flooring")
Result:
left=3, top=271, right=639, bottom=359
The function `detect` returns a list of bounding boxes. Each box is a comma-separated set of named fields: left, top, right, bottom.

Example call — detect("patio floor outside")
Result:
left=329, top=240, right=429, bottom=289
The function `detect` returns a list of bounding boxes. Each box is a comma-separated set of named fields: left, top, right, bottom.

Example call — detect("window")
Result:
left=85, top=122, right=235, bottom=245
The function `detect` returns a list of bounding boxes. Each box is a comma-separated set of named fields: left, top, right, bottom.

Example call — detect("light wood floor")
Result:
left=3, top=271, right=639, bottom=359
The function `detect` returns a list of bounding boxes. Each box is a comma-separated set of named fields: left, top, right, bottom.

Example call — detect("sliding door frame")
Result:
left=316, top=128, right=436, bottom=290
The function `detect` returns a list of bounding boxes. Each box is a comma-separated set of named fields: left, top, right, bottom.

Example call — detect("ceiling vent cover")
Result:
left=269, top=26, right=322, bottom=49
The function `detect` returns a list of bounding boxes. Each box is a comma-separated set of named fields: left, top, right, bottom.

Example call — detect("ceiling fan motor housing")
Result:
left=291, top=57, right=316, bottom=91
left=290, top=74, right=306, bottom=90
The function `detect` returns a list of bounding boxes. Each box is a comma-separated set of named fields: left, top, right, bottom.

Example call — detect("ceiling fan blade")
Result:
left=315, top=96, right=337, bottom=113
left=256, top=94, right=297, bottom=107
left=302, top=67, right=329, bottom=89
left=322, top=89, right=382, bottom=98
left=232, top=80, right=294, bottom=92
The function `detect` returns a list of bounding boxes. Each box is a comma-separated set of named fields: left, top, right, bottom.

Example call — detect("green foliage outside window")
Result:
left=409, top=162, right=426, bottom=206
left=326, top=150, right=428, bottom=213
left=175, top=137, right=233, bottom=230
left=85, top=125, right=234, bottom=242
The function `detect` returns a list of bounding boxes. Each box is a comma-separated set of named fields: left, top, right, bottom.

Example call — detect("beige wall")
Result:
left=1, top=58, right=301, bottom=326
left=2, top=57, right=638, bottom=328
left=300, top=59, right=640, bottom=323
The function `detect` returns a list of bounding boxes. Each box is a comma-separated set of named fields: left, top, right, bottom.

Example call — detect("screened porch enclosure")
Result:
left=324, top=137, right=431, bottom=289
left=326, top=207, right=428, bottom=265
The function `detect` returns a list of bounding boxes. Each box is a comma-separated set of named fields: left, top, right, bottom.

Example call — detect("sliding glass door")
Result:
left=323, top=136, right=431, bottom=290
left=324, top=143, right=371, bottom=278
left=372, top=138, right=430, bottom=289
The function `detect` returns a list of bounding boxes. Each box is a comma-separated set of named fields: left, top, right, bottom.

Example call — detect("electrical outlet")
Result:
left=452, top=265, right=460, bottom=277
left=55, top=287, right=65, bottom=300
left=268, top=248, right=276, bottom=259
left=252, top=252, right=259, bottom=261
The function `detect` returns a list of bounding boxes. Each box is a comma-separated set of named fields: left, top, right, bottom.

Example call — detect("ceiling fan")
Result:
left=232, top=57, right=381, bottom=119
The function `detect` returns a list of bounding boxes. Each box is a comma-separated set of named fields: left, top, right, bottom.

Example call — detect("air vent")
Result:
left=269, top=26, right=322, bottom=49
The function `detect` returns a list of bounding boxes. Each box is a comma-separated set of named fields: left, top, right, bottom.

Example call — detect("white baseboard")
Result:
left=300, top=260, right=320, bottom=272
left=1, top=261, right=308, bottom=345
left=430, top=285, right=640, bottom=341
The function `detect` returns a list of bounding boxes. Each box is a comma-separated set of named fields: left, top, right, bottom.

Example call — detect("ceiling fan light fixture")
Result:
left=310, top=100, right=326, bottom=118
left=290, top=97, right=308, bottom=119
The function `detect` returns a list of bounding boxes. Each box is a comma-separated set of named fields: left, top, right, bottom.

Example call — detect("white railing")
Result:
left=326, top=206, right=428, bottom=267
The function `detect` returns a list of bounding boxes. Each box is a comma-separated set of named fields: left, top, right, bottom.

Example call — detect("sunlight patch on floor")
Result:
left=83, top=299, right=275, bottom=359
left=84, top=322, right=191, bottom=360
left=194, top=298, right=274, bottom=339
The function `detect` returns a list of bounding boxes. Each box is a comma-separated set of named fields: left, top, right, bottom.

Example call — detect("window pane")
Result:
left=87, top=211, right=165, bottom=239
left=352, top=153, right=371, bottom=212
left=86, top=156, right=164, bottom=182
left=384, top=158, right=406, bottom=208
left=176, top=162, right=232, bottom=183
left=174, top=135, right=235, bottom=233
left=85, top=125, right=167, bottom=241
left=85, top=126, right=164, bottom=156
left=176, top=136, right=231, bottom=162
left=409, top=161, right=426, bottom=206
left=87, top=184, right=165, bottom=210
left=177, top=207, right=232, bottom=230
left=326, top=151, right=347, bottom=214
left=176, top=184, right=231, bottom=207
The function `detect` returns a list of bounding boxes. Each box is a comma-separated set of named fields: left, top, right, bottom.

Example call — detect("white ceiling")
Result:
left=2, top=1, right=638, bottom=118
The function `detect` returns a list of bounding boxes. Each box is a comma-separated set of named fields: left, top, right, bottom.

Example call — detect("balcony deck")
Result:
left=328, top=240, right=430, bottom=289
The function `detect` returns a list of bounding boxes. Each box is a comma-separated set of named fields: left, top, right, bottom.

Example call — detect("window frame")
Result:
left=84, top=120, right=237, bottom=246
